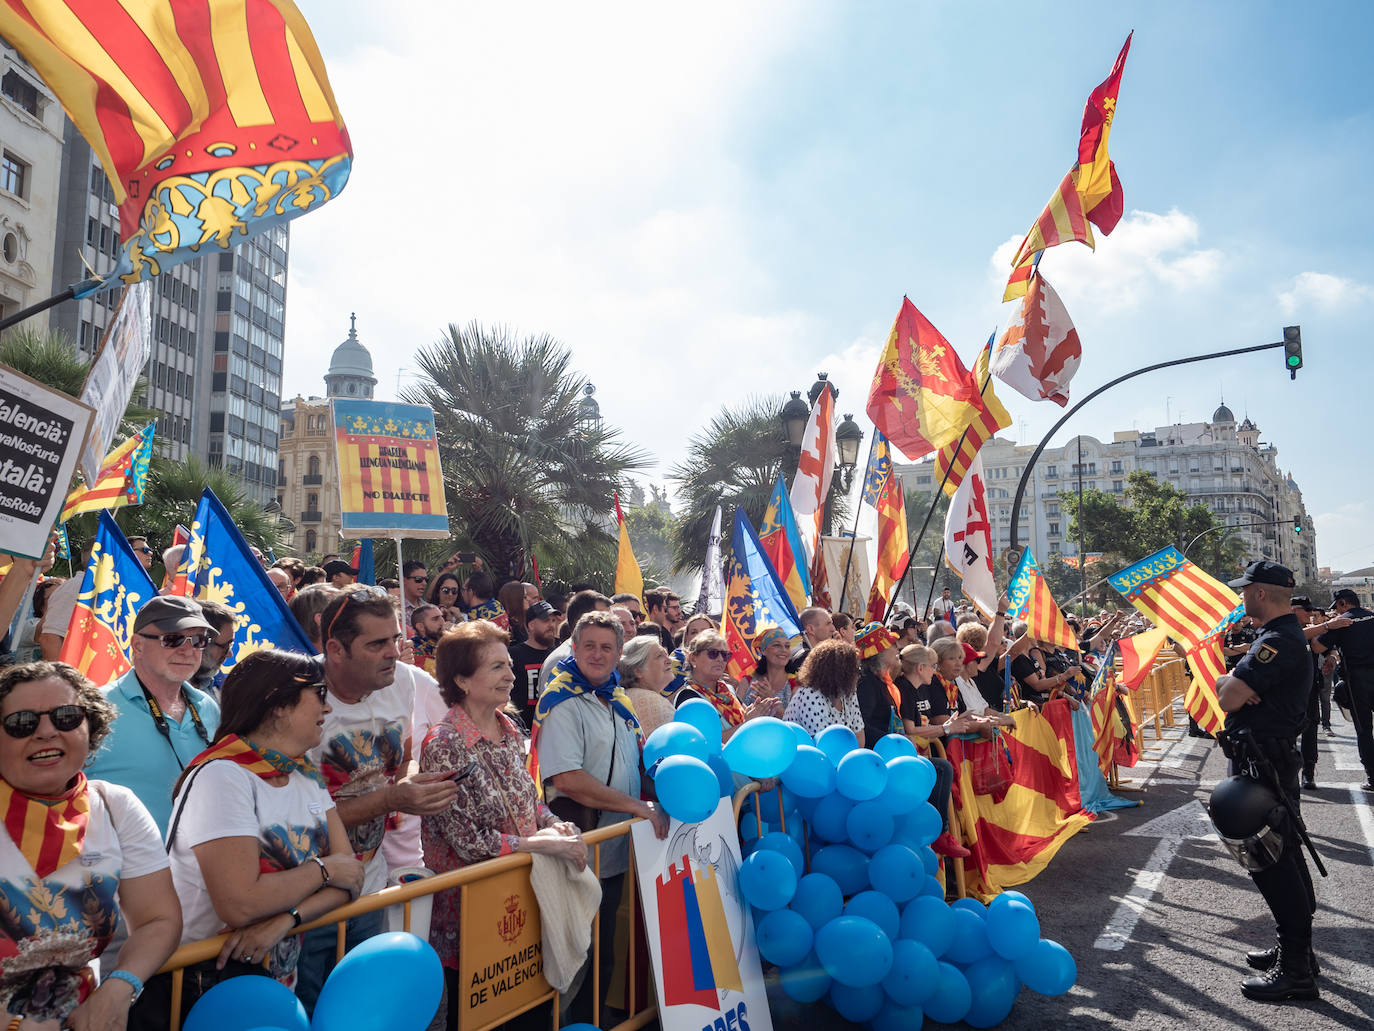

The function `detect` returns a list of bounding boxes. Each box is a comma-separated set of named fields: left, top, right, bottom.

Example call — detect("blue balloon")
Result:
left=752, top=783, right=800, bottom=826
left=899, top=895, right=957, bottom=958
left=808, top=793, right=854, bottom=843
left=988, top=899, right=1041, bottom=961
left=753, top=830, right=806, bottom=880
left=642, top=721, right=710, bottom=769
left=1015, top=938, right=1077, bottom=996
left=963, top=955, right=1021, bottom=1028
left=781, top=744, right=835, bottom=798
left=918, top=846, right=940, bottom=879
left=311, top=932, right=441, bottom=1031
left=873, top=733, right=918, bottom=761
left=923, top=961, right=972, bottom=1024
left=778, top=952, right=831, bottom=1003
left=810, top=844, right=870, bottom=896
left=873, top=999, right=925, bottom=1031
left=184, top=976, right=307, bottom=1031
left=945, top=908, right=992, bottom=965
left=674, top=698, right=724, bottom=752
left=723, top=716, right=798, bottom=778
left=738, top=849, right=797, bottom=910
left=829, top=982, right=884, bottom=1023
left=788, top=722, right=815, bottom=747
left=881, top=755, right=936, bottom=815
left=899, top=801, right=943, bottom=847
left=989, top=889, right=1036, bottom=915
left=950, top=896, right=989, bottom=919
left=919, top=873, right=944, bottom=898
left=815, top=724, right=859, bottom=765
left=653, top=754, right=721, bottom=824
left=706, top=753, right=734, bottom=797
left=868, top=843, right=924, bottom=903
left=790, top=872, right=844, bottom=931
left=755, top=908, right=814, bottom=967
left=846, top=800, right=894, bottom=853
left=814, top=915, right=894, bottom=987
left=843, top=890, right=900, bottom=940
left=835, top=749, right=889, bottom=801
left=883, top=938, right=939, bottom=1006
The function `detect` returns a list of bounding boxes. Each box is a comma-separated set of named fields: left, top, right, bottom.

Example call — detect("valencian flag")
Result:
left=60, top=424, right=155, bottom=522
left=934, top=334, right=1011, bottom=497
left=613, top=492, right=643, bottom=601
left=758, top=477, right=811, bottom=613
left=851, top=428, right=893, bottom=607
left=175, top=488, right=313, bottom=677
left=332, top=400, right=449, bottom=538
left=1116, top=625, right=1169, bottom=689
left=1087, top=644, right=1140, bottom=776
left=1004, top=33, right=1132, bottom=300
left=723, top=507, right=801, bottom=681
left=788, top=380, right=835, bottom=561
left=1184, top=606, right=1244, bottom=736
left=867, top=297, right=984, bottom=463
left=993, top=272, right=1083, bottom=408
left=1005, top=549, right=1078, bottom=652
left=0, top=0, right=352, bottom=294
left=58, top=511, right=157, bottom=683
left=866, top=469, right=909, bottom=623
left=1107, top=547, right=1240, bottom=651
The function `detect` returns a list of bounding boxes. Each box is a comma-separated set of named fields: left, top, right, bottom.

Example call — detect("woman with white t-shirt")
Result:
left=132, top=651, right=363, bottom=1027
left=0, top=661, right=181, bottom=1030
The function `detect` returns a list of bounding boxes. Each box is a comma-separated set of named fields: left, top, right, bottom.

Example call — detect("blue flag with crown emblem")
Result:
left=723, top=507, right=802, bottom=680
left=177, top=489, right=314, bottom=676
left=57, top=511, right=158, bottom=683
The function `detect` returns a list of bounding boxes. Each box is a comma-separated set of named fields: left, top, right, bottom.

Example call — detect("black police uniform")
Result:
left=1224, top=606, right=1316, bottom=995
left=1316, top=605, right=1374, bottom=787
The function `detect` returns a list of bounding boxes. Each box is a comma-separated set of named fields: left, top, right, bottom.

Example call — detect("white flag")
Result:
left=788, top=385, right=836, bottom=561
left=943, top=452, right=997, bottom=616
left=696, top=505, right=725, bottom=616
left=992, top=271, right=1082, bottom=408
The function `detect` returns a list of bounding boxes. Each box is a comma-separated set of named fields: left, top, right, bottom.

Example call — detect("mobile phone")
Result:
left=454, top=551, right=477, bottom=564
left=445, top=761, right=477, bottom=782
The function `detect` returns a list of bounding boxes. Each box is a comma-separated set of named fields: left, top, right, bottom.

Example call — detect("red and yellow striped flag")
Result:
left=1184, top=627, right=1230, bottom=735
left=1005, top=549, right=1078, bottom=652
left=1107, top=547, right=1240, bottom=651
left=60, top=424, right=154, bottom=522
left=1116, top=626, right=1169, bottom=689
left=934, top=336, right=1012, bottom=496
left=1004, top=169, right=1095, bottom=301
left=865, top=472, right=909, bottom=622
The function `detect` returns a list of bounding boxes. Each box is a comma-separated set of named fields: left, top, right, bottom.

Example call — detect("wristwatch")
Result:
left=105, top=968, right=144, bottom=1001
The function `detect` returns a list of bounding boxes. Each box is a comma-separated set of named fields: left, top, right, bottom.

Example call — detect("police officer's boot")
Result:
left=1240, top=941, right=1320, bottom=1002
left=1245, top=942, right=1320, bottom=975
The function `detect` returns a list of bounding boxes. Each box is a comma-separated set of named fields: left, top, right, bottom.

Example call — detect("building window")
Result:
left=1049, top=542, right=1060, bottom=554
left=1, top=71, right=38, bottom=116
left=1049, top=522, right=1060, bottom=536
left=1113, top=480, right=1123, bottom=492
left=1, top=151, right=29, bottom=197
left=305, top=529, right=317, bottom=553
left=1046, top=466, right=1058, bottom=478
left=307, top=455, right=320, bottom=476
left=1111, top=461, right=1122, bottom=473
left=307, top=492, right=318, bottom=510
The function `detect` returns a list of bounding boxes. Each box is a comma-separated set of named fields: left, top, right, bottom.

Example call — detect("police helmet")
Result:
left=1209, top=776, right=1286, bottom=871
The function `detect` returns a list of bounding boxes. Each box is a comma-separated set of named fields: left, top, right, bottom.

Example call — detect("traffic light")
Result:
left=1283, top=325, right=1302, bottom=379
left=1293, top=516, right=1303, bottom=534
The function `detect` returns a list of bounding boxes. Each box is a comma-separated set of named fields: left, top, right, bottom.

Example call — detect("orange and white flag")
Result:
left=993, top=272, right=1082, bottom=408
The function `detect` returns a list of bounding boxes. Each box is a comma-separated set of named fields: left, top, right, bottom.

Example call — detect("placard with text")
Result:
left=331, top=399, right=449, bottom=538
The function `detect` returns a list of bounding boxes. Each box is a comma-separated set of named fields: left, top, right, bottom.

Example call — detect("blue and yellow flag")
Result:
left=58, top=511, right=157, bottom=684
left=1006, top=549, right=1078, bottom=653
left=1107, top=547, right=1240, bottom=651
left=723, top=507, right=801, bottom=681
left=60, top=424, right=155, bottom=522
left=54, top=523, right=69, bottom=562
left=177, top=489, right=313, bottom=677
left=758, top=477, right=811, bottom=613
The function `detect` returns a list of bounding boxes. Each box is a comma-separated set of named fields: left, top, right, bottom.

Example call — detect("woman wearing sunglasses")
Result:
left=676, top=630, right=781, bottom=741
left=128, top=651, right=364, bottom=1028
left=0, top=661, right=181, bottom=1031
left=427, top=573, right=464, bottom=626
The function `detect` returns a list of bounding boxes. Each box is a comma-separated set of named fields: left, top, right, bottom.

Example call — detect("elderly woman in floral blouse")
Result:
left=420, top=620, right=586, bottom=1031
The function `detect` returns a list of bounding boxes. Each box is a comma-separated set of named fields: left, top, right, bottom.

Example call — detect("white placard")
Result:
left=77, top=281, right=151, bottom=485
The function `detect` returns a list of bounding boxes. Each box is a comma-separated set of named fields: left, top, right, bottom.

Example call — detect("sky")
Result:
left=282, top=0, right=1374, bottom=573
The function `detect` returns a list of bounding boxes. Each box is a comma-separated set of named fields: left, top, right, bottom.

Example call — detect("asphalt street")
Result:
left=765, top=702, right=1374, bottom=1029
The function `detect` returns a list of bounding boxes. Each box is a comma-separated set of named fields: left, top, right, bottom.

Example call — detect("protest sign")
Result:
left=76, top=282, right=152, bottom=486
left=331, top=399, right=449, bottom=538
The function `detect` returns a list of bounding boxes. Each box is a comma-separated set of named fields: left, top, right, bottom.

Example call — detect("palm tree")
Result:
left=401, top=322, right=651, bottom=582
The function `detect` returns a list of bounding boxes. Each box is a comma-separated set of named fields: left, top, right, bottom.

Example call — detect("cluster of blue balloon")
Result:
left=646, top=711, right=1079, bottom=1029
left=182, top=932, right=442, bottom=1031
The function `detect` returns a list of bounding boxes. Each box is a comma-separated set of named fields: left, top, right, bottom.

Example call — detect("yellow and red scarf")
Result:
left=1, top=772, right=90, bottom=877
left=184, top=734, right=326, bottom=787
left=696, top=677, right=748, bottom=728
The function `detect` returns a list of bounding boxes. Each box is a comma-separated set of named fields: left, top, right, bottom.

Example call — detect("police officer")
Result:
left=1290, top=597, right=1325, bottom=790
left=1309, top=587, right=1374, bottom=791
left=1214, top=561, right=1317, bottom=1003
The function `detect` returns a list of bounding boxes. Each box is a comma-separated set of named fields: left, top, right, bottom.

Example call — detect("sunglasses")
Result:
left=702, top=648, right=731, bottom=661
left=291, top=676, right=329, bottom=702
left=135, top=546, right=154, bottom=555
left=408, top=576, right=428, bottom=584
left=4, top=705, right=87, bottom=738
left=138, top=632, right=211, bottom=650
left=439, top=586, right=459, bottom=595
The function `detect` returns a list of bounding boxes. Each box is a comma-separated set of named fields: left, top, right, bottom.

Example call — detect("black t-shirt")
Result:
left=1317, top=606, right=1374, bottom=672
left=508, top=641, right=554, bottom=730
left=973, top=665, right=1006, bottom=711
left=1011, top=654, right=1047, bottom=705
left=786, top=641, right=811, bottom=675
left=898, top=675, right=951, bottom=725
left=857, top=670, right=896, bottom=746
left=1226, top=612, right=1311, bottom=738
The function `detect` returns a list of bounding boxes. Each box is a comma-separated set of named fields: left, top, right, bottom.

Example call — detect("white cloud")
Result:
left=989, top=209, right=1223, bottom=313
left=1277, top=271, right=1374, bottom=315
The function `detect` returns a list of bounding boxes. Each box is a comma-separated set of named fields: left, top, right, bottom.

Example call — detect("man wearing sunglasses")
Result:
left=401, top=560, right=428, bottom=632
left=86, top=596, right=222, bottom=835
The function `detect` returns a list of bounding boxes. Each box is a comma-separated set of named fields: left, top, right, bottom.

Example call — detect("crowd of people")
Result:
left=0, top=532, right=1368, bottom=1029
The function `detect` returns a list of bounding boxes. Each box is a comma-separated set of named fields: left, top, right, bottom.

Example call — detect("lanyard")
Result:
left=140, top=682, right=210, bottom=769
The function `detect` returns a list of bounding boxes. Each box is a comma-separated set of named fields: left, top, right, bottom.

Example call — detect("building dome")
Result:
left=1212, top=402, right=1235, bottom=423
left=1239, top=417, right=1257, bottom=431
left=324, top=314, right=377, bottom=399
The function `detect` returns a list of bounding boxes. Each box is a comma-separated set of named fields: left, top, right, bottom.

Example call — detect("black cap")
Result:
left=1227, top=561, right=1295, bottom=590
left=322, top=559, right=358, bottom=576
left=525, top=600, right=557, bottom=622
left=1291, top=595, right=1311, bottom=608
left=1333, top=588, right=1360, bottom=606
left=133, top=595, right=215, bottom=634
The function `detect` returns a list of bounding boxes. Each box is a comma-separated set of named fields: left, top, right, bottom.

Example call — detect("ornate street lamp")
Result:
left=780, top=390, right=811, bottom=450
left=835, top=413, right=864, bottom=491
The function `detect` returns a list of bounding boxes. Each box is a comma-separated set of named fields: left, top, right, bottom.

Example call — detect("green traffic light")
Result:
left=1286, top=354, right=1301, bottom=368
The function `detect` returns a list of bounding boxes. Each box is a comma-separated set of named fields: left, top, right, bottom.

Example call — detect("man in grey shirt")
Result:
left=536, top=609, right=668, bottom=1021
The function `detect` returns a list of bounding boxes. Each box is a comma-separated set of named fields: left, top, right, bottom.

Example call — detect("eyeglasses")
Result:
left=3, top=705, right=87, bottom=738
left=702, top=648, right=731, bottom=661
left=206, top=637, right=234, bottom=654
left=628, top=611, right=645, bottom=621
left=138, top=632, right=211, bottom=650
left=408, top=576, right=427, bottom=584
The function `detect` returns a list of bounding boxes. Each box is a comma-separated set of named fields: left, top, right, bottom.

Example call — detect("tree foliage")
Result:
left=401, top=322, right=651, bottom=584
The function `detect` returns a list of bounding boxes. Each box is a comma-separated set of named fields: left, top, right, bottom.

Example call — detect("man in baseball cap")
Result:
left=322, top=559, right=358, bottom=587
left=1228, top=560, right=1296, bottom=591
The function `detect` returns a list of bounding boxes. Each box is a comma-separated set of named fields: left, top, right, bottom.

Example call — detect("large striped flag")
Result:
left=723, top=508, right=801, bottom=681
left=866, top=472, right=909, bottom=623
left=788, top=380, right=836, bottom=561
left=1116, top=625, right=1169, bottom=689
left=758, top=478, right=811, bottom=613
left=1107, top=547, right=1240, bottom=651
left=1003, top=169, right=1095, bottom=301
left=0, top=0, right=351, bottom=295
left=934, top=335, right=1012, bottom=497
left=58, top=511, right=157, bottom=683
left=851, top=428, right=894, bottom=607
left=60, top=424, right=154, bottom=522
left=1089, top=645, right=1139, bottom=774
left=1183, top=606, right=1244, bottom=735
left=1005, top=549, right=1078, bottom=652
left=613, top=493, right=643, bottom=601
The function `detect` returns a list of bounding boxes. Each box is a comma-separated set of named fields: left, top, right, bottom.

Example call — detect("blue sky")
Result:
left=285, top=1, right=1374, bottom=571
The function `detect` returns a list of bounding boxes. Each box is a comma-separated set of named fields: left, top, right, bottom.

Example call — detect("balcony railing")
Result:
left=300, top=509, right=323, bottom=523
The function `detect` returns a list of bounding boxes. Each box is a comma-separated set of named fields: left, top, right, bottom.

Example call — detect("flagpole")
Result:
left=923, top=542, right=947, bottom=620
left=839, top=439, right=875, bottom=617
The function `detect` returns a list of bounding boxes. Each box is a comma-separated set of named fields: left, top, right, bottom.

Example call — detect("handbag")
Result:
left=967, top=737, right=1013, bottom=802
left=546, top=704, right=619, bottom=833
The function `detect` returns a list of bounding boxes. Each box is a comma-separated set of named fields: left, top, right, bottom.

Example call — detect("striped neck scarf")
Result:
left=184, top=733, right=327, bottom=788
left=528, top=656, right=642, bottom=797
left=693, top=676, right=748, bottom=728
left=0, top=772, right=90, bottom=877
